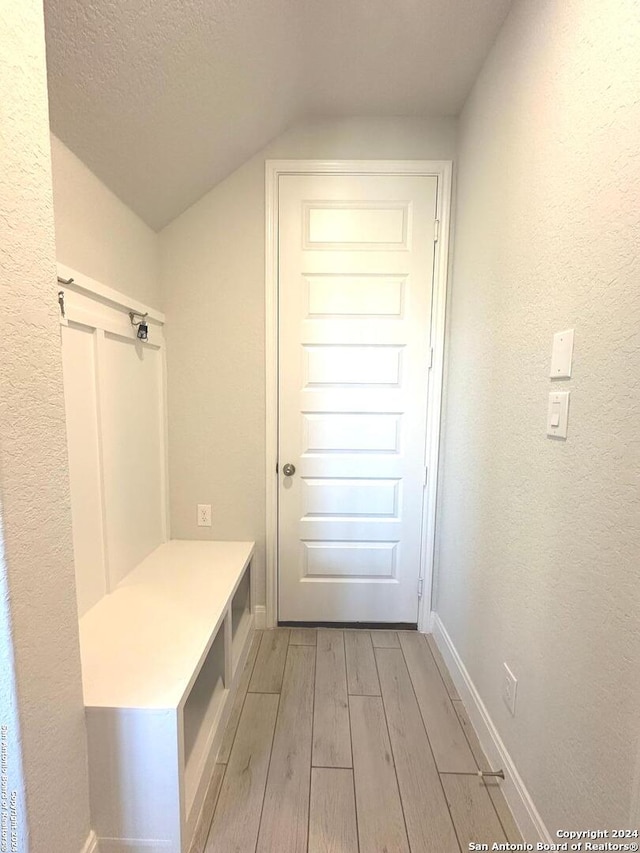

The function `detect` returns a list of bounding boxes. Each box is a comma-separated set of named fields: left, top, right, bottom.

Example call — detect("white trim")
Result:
left=420, top=609, right=435, bottom=634
left=417, top=162, right=452, bottom=632
left=264, top=165, right=279, bottom=629
left=95, top=839, right=171, bottom=851
left=81, top=830, right=99, bottom=853
left=265, top=159, right=453, bottom=629
left=254, top=604, right=267, bottom=630
left=93, top=328, right=112, bottom=594
left=57, top=263, right=165, bottom=324
left=430, top=612, right=552, bottom=845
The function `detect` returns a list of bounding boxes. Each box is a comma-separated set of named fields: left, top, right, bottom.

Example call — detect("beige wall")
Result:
left=437, top=0, right=640, bottom=834
left=50, top=134, right=161, bottom=309
left=0, top=3, right=91, bottom=851
left=160, top=117, right=457, bottom=604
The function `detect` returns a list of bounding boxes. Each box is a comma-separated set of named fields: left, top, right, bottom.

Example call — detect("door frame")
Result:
left=265, top=159, right=453, bottom=631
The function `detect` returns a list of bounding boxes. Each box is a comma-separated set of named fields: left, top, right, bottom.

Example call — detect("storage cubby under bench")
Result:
left=78, top=540, right=255, bottom=853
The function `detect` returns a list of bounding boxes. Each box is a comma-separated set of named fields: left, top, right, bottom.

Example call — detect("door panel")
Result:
left=302, top=541, right=398, bottom=579
left=278, top=173, right=437, bottom=622
left=306, top=274, right=405, bottom=318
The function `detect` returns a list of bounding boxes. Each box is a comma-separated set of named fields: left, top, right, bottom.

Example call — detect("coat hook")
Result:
left=129, top=311, right=149, bottom=341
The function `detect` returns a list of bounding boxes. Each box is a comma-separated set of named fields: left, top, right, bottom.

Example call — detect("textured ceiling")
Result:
left=44, top=0, right=512, bottom=230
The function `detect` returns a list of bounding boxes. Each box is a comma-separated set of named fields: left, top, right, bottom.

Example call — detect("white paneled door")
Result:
left=278, top=173, right=438, bottom=622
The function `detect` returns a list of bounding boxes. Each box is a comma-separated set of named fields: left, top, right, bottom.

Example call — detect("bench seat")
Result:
left=79, top=539, right=255, bottom=853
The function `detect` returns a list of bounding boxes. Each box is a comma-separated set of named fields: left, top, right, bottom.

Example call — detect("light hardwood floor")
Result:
left=197, top=629, right=522, bottom=853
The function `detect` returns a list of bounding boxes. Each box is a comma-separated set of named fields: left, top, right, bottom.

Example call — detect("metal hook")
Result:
left=129, top=311, right=149, bottom=341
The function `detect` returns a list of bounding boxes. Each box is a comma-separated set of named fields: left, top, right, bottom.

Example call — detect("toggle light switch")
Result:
left=547, top=391, right=570, bottom=438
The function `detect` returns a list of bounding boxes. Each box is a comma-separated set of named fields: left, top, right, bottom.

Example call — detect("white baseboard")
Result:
left=81, top=831, right=99, bottom=853
left=98, top=839, right=171, bottom=851
left=254, top=605, right=267, bottom=630
left=430, top=612, right=552, bottom=845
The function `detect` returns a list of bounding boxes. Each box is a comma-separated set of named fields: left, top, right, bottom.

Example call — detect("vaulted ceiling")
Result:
left=44, top=0, right=512, bottom=230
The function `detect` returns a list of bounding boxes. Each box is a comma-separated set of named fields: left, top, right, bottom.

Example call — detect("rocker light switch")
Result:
left=547, top=391, right=570, bottom=438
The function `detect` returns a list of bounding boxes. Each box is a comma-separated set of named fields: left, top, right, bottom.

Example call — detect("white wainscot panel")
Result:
left=302, top=479, right=400, bottom=518
left=302, top=541, right=398, bottom=579
left=305, top=274, right=405, bottom=318
left=304, top=202, right=409, bottom=248
left=101, top=334, right=165, bottom=587
left=61, top=324, right=107, bottom=616
left=305, top=345, right=403, bottom=387
left=303, top=413, right=401, bottom=453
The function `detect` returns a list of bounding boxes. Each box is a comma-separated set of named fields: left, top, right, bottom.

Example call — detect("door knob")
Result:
left=282, top=463, right=296, bottom=476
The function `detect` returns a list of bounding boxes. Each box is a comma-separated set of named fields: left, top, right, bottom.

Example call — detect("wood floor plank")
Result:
left=349, top=695, right=409, bottom=853
left=190, top=764, right=226, bottom=853
left=399, top=632, right=476, bottom=772
left=485, top=782, right=523, bottom=844
left=313, top=629, right=351, bottom=768
left=370, top=630, right=400, bottom=648
left=217, top=631, right=261, bottom=763
left=309, top=768, right=358, bottom=853
left=451, top=699, right=489, bottom=771
left=441, top=774, right=507, bottom=850
left=344, top=631, right=380, bottom=696
left=426, top=634, right=461, bottom=700
left=451, top=701, right=521, bottom=841
left=205, top=693, right=279, bottom=853
left=257, top=646, right=315, bottom=853
left=248, top=628, right=290, bottom=693
left=290, top=627, right=317, bottom=646
left=376, top=648, right=460, bottom=853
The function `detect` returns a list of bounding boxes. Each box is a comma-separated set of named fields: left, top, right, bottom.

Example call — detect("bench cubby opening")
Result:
left=231, top=567, right=252, bottom=674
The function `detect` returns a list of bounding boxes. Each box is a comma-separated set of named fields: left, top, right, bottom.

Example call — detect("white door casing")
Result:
left=265, top=160, right=452, bottom=630
left=277, top=171, right=438, bottom=623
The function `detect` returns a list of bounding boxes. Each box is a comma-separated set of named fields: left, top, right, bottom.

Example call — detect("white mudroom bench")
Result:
left=78, top=539, right=255, bottom=853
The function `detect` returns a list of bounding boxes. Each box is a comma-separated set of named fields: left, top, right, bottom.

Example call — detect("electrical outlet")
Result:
left=197, top=504, right=212, bottom=527
left=502, top=663, right=517, bottom=716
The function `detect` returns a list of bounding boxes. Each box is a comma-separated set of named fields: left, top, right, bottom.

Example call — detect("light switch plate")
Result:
left=547, top=391, right=570, bottom=438
left=550, top=329, right=574, bottom=378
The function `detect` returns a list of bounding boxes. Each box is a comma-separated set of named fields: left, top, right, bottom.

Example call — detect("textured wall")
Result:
left=0, top=2, right=92, bottom=851
left=0, top=538, right=26, bottom=851
left=50, top=134, right=161, bottom=309
left=437, top=0, right=640, bottom=833
left=160, top=117, right=457, bottom=605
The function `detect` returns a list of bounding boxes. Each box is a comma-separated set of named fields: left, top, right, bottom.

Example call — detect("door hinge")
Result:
left=423, top=465, right=429, bottom=487
left=418, top=577, right=424, bottom=598
left=57, top=290, right=65, bottom=319
left=276, top=461, right=279, bottom=474
left=434, top=219, right=440, bottom=243
left=428, top=347, right=434, bottom=370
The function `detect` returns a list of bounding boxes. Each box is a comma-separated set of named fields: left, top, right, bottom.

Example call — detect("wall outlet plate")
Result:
left=502, top=663, right=517, bottom=716
left=197, top=504, right=212, bottom=527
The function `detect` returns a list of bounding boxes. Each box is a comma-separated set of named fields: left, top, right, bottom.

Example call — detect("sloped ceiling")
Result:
left=44, top=0, right=512, bottom=230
